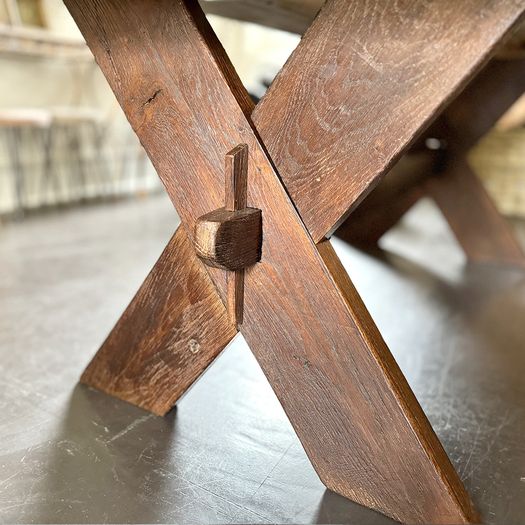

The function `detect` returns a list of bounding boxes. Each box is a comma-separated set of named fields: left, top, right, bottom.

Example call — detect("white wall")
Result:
left=0, top=3, right=299, bottom=215
left=0, top=1, right=142, bottom=213
left=207, top=15, right=299, bottom=98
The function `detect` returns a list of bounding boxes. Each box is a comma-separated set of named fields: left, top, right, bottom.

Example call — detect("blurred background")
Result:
left=0, top=0, right=524, bottom=221
left=0, top=0, right=300, bottom=218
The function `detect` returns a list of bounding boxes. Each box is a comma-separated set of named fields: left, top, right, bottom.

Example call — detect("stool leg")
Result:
left=6, top=127, right=25, bottom=219
left=53, top=124, right=71, bottom=203
left=39, top=125, right=58, bottom=206
left=68, top=124, right=88, bottom=201
left=87, top=120, right=109, bottom=197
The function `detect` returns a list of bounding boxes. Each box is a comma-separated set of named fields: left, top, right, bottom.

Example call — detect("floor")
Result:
left=0, top=194, right=524, bottom=524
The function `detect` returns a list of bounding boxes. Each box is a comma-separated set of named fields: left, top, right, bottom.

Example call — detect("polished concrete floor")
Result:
left=0, top=194, right=524, bottom=524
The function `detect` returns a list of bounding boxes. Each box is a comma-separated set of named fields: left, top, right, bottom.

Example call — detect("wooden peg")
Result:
left=225, top=143, right=248, bottom=211
left=193, top=208, right=262, bottom=270
left=226, top=144, right=248, bottom=328
left=194, top=144, right=261, bottom=327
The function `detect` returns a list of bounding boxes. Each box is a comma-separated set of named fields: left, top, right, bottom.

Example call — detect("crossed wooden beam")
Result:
left=64, top=0, right=525, bottom=523
left=338, top=58, right=525, bottom=261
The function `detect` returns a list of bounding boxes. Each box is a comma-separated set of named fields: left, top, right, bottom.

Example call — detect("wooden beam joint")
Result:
left=194, top=144, right=261, bottom=327
left=194, top=206, right=262, bottom=270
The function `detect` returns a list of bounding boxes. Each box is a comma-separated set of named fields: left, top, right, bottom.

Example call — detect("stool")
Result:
left=45, top=106, right=109, bottom=202
left=0, top=109, right=52, bottom=217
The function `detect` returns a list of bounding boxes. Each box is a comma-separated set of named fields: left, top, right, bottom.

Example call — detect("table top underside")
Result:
left=199, top=0, right=322, bottom=34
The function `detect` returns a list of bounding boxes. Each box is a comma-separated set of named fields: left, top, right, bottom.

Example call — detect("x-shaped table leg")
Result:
left=64, top=0, right=525, bottom=522
left=338, top=59, right=525, bottom=263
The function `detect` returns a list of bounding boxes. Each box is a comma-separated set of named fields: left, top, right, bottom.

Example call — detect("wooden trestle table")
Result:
left=62, top=1, right=525, bottom=523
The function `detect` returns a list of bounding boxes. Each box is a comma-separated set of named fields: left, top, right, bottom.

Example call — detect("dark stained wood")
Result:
left=227, top=268, right=244, bottom=327
left=79, top=16, right=525, bottom=416
left=253, top=0, right=525, bottom=242
left=200, top=0, right=525, bottom=48
left=438, top=58, right=525, bottom=152
left=65, top=0, right=478, bottom=522
left=195, top=145, right=261, bottom=272
left=425, top=58, right=525, bottom=265
left=81, top=226, right=237, bottom=415
left=427, top=159, right=525, bottom=266
left=225, top=144, right=248, bottom=211
left=199, top=0, right=321, bottom=35
left=194, top=207, right=262, bottom=270
left=315, top=239, right=478, bottom=522
left=337, top=58, right=525, bottom=250
left=225, top=144, right=250, bottom=327
left=336, top=152, right=434, bottom=246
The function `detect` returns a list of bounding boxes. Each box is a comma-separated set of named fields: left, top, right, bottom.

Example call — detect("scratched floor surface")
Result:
left=0, top=194, right=524, bottom=524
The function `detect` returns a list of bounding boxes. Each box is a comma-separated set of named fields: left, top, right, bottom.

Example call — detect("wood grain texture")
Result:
left=227, top=268, right=244, bottom=327
left=225, top=143, right=249, bottom=327
left=253, top=0, right=525, bottom=242
left=337, top=58, right=525, bottom=248
left=194, top=207, right=262, bottom=270
left=81, top=226, right=237, bottom=415
left=425, top=58, right=525, bottom=265
left=225, top=144, right=248, bottom=211
left=65, top=0, right=477, bottom=521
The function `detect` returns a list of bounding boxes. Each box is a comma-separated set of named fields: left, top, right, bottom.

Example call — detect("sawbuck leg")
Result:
left=337, top=58, right=525, bottom=262
left=79, top=2, right=525, bottom=419
left=81, top=225, right=236, bottom=415
left=67, top=0, right=525, bottom=522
